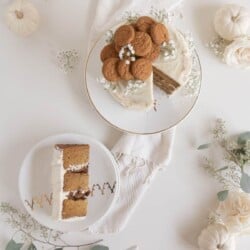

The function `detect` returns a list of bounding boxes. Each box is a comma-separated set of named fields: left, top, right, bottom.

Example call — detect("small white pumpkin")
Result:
left=5, top=0, right=40, bottom=36
left=198, top=224, right=236, bottom=250
left=214, top=4, right=250, bottom=41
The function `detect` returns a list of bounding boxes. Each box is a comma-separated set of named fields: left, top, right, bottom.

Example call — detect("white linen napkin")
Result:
left=88, top=0, right=183, bottom=48
left=87, top=0, right=182, bottom=234
left=89, top=130, right=175, bottom=234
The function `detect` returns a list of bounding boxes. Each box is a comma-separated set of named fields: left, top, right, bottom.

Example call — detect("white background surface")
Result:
left=0, top=0, right=250, bottom=249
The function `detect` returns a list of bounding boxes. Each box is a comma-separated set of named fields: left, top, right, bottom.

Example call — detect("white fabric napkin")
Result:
left=88, top=0, right=183, bottom=48
left=112, top=130, right=176, bottom=168
left=89, top=130, right=175, bottom=234
left=87, top=0, right=182, bottom=234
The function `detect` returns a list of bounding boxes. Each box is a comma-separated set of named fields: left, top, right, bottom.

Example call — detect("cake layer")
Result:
left=55, top=144, right=89, bottom=169
left=62, top=199, right=88, bottom=219
left=153, top=66, right=180, bottom=94
left=63, top=172, right=89, bottom=191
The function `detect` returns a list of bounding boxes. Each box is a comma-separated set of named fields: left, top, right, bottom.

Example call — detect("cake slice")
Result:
left=52, top=144, right=90, bottom=220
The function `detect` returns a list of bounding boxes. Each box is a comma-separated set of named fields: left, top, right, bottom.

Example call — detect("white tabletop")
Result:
left=1, top=0, right=250, bottom=249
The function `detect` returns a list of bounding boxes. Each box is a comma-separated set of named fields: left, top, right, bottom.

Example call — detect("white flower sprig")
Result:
left=198, top=119, right=250, bottom=195
left=183, top=32, right=201, bottom=97
left=206, top=37, right=230, bottom=58
left=98, top=77, right=145, bottom=96
left=57, top=49, right=79, bottom=74
left=118, top=44, right=136, bottom=65
left=0, top=202, right=103, bottom=249
left=160, top=40, right=177, bottom=61
left=150, top=7, right=175, bottom=24
left=121, top=11, right=140, bottom=23
left=124, top=80, right=145, bottom=96
left=98, top=77, right=117, bottom=93
left=105, top=30, right=114, bottom=44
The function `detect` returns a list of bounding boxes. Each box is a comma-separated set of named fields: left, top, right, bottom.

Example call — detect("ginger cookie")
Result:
left=131, top=58, right=152, bottom=80
left=100, top=43, right=118, bottom=62
left=135, top=16, right=156, bottom=33
left=131, top=32, right=152, bottom=57
left=144, top=43, right=161, bottom=61
left=114, top=43, right=122, bottom=53
left=130, top=22, right=138, bottom=31
left=114, top=25, right=135, bottom=47
left=150, top=23, right=169, bottom=45
left=102, top=58, right=120, bottom=82
left=117, top=60, right=134, bottom=81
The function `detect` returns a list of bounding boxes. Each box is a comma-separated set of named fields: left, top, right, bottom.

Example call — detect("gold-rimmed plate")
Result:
left=19, top=133, right=120, bottom=232
left=85, top=28, right=202, bottom=135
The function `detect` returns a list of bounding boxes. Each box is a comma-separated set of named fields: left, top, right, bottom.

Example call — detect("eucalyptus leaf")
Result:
left=217, top=190, right=229, bottom=201
left=240, top=171, right=250, bottom=193
left=91, top=245, right=109, bottom=250
left=27, top=243, right=37, bottom=250
left=197, top=143, right=211, bottom=150
left=216, top=166, right=228, bottom=172
left=5, top=239, right=23, bottom=250
left=238, top=132, right=250, bottom=145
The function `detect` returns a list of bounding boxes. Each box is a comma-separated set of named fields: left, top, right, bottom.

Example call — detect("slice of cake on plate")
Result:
left=52, top=144, right=90, bottom=220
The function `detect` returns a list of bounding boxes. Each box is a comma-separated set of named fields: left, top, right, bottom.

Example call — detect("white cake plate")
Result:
left=85, top=27, right=202, bottom=135
left=19, top=133, right=120, bottom=232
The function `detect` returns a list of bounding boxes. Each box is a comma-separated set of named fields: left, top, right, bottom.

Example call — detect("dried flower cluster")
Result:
left=198, top=119, right=250, bottom=196
left=198, top=119, right=250, bottom=250
left=57, top=49, right=80, bottom=74
left=0, top=202, right=102, bottom=249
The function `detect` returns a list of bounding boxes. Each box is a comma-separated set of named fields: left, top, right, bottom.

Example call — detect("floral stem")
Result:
left=17, top=229, right=102, bottom=248
left=47, top=230, right=52, bottom=243
left=223, top=146, right=243, bottom=169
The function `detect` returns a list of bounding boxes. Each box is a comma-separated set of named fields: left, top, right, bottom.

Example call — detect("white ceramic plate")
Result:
left=19, top=133, right=120, bottom=232
left=85, top=29, right=202, bottom=135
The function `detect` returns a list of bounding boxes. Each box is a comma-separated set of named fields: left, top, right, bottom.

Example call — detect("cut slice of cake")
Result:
left=52, top=144, right=90, bottom=220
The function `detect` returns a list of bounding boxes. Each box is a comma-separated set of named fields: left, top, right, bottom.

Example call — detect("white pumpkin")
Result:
left=198, top=224, right=236, bottom=250
left=214, top=4, right=250, bottom=41
left=5, top=0, right=40, bottom=36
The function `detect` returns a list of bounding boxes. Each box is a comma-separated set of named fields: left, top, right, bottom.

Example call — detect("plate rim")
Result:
left=84, top=27, right=202, bottom=135
left=18, top=133, right=120, bottom=232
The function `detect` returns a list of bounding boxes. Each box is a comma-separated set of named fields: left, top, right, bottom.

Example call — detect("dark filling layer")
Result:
left=69, top=165, right=88, bottom=174
left=67, top=189, right=91, bottom=200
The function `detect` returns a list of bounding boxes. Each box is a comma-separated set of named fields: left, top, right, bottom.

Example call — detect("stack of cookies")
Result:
left=100, top=16, right=169, bottom=82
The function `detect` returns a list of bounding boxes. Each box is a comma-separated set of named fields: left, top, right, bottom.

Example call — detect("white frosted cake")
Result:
left=109, top=73, right=154, bottom=110
left=51, top=144, right=90, bottom=220
left=100, top=16, right=193, bottom=111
